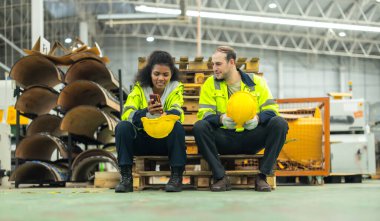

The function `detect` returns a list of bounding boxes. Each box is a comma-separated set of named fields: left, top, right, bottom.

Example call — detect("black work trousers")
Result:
left=115, top=121, right=187, bottom=167
left=193, top=116, right=288, bottom=179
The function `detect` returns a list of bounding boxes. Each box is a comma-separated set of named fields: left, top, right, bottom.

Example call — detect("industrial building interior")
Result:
left=0, top=0, right=380, bottom=220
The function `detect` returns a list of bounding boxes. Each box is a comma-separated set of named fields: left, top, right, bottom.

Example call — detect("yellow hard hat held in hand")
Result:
left=141, top=114, right=180, bottom=139
left=227, top=91, right=257, bottom=132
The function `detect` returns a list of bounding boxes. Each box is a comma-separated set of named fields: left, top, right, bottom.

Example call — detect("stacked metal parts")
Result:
left=9, top=38, right=122, bottom=187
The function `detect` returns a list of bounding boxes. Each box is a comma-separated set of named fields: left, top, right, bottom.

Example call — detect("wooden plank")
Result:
left=184, top=83, right=202, bottom=88
left=221, top=154, right=264, bottom=159
left=183, top=100, right=199, bottom=112
left=183, top=113, right=198, bottom=125
left=186, top=143, right=198, bottom=154
left=188, top=59, right=208, bottom=70
left=183, top=95, right=200, bottom=99
left=136, top=170, right=261, bottom=176
left=135, top=155, right=202, bottom=160
left=138, top=171, right=211, bottom=176
left=194, top=56, right=204, bottom=62
left=94, top=171, right=120, bottom=188
left=134, top=154, right=263, bottom=160
left=137, top=184, right=197, bottom=190
left=185, top=136, right=195, bottom=142
left=246, top=57, right=259, bottom=73
left=226, top=170, right=260, bottom=175
left=179, top=69, right=214, bottom=73
left=178, top=56, right=189, bottom=69
left=236, top=57, right=247, bottom=69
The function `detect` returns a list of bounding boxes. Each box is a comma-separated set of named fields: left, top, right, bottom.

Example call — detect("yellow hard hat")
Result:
left=227, top=91, right=257, bottom=132
left=141, top=114, right=180, bottom=139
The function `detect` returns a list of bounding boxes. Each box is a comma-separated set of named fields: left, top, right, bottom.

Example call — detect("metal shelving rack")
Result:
left=12, top=67, right=125, bottom=187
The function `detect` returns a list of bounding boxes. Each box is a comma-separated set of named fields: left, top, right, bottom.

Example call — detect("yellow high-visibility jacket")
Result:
left=121, top=81, right=184, bottom=127
left=197, top=69, right=278, bottom=127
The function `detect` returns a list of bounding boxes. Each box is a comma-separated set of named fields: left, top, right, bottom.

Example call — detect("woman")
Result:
left=115, top=50, right=186, bottom=193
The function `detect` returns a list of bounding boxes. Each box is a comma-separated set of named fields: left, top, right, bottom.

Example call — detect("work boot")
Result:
left=165, top=166, right=184, bottom=192
left=115, top=165, right=133, bottom=193
left=255, top=173, right=271, bottom=192
left=210, top=176, right=232, bottom=192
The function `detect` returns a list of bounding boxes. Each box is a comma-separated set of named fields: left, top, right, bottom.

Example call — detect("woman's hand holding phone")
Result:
left=148, top=94, right=163, bottom=115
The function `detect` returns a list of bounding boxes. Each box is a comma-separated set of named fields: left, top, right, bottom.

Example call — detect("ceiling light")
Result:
left=135, top=5, right=181, bottom=14
left=135, top=5, right=380, bottom=33
left=338, top=32, right=346, bottom=37
left=268, top=3, right=277, bottom=9
left=146, top=36, right=155, bottom=42
left=376, top=0, right=380, bottom=3
left=97, top=13, right=177, bottom=20
left=64, top=38, right=72, bottom=44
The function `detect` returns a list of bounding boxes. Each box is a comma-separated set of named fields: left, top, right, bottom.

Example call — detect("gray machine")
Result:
left=329, top=99, right=376, bottom=176
left=0, top=123, right=11, bottom=187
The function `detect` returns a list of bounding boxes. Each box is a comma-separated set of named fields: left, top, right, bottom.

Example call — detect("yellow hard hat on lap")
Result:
left=141, top=114, right=180, bottom=139
left=227, top=91, right=257, bottom=132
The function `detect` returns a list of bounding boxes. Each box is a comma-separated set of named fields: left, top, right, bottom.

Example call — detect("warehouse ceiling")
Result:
left=1, top=0, right=380, bottom=69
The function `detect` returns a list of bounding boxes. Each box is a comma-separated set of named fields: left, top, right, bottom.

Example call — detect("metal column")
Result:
left=31, top=0, right=44, bottom=44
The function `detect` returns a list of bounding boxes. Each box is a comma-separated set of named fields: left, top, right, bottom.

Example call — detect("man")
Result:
left=193, top=46, right=288, bottom=192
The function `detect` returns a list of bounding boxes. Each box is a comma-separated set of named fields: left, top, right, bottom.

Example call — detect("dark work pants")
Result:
left=193, top=116, right=288, bottom=179
left=115, top=121, right=187, bottom=167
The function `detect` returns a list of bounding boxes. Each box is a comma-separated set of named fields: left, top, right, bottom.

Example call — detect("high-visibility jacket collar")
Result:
left=213, top=68, right=255, bottom=88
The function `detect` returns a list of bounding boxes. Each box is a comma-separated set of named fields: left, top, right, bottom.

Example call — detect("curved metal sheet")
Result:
left=15, top=85, right=59, bottom=116
left=65, top=58, right=119, bottom=91
left=97, top=127, right=115, bottom=144
left=15, top=133, right=69, bottom=161
left=26, top=114, right=67, bottom=137
left=9, top=161, right=68, bottom=183
left=24, top=48, right=109, bottom=66
left=60, top=105, right=119, bottom=143
left=57, top=80, right=120, bottom=114
left=71, top=149, right=118, bottom=182
left=9, top=55, right=64, bottom=88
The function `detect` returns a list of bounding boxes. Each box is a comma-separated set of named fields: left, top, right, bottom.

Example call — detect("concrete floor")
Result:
left=1, top=180, right=379, bottom=221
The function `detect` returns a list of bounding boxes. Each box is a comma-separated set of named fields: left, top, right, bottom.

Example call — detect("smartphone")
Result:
left=149, top=94, right=161, bottom=106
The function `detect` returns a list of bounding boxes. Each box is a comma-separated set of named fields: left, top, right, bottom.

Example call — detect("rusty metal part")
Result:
left=26, top=114, right=67, bottom=137
left=9, top=161, right=69, bottom=183
left=9, top=55, right=64, bottom=88
left=60, top=105, right=119, bottom=143
left=24, top=45, right=109, bottom=66
left=57, top=80, right=120, bottom=114
left=65, top=58, right=119, bottom=91
left=15, top=85, right=59, bottom=116
left=15, top=133, right=69, bottom=161
left=71, top=149, right=118, bottom=182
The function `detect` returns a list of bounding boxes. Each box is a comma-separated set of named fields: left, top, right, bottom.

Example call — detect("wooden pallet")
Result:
left=134, top=154, right=276, bottom=190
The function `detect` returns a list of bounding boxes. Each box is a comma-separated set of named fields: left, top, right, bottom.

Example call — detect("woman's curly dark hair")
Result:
left=135, top=50, right=181, bottom=87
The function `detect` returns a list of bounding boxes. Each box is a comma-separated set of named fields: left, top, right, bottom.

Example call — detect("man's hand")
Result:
left=243, top=115, right=259, bottom=130
left=220, top=114, right=236, bottom=130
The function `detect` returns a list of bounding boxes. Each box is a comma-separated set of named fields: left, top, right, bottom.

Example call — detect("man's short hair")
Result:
left=215, top=46, right=237, bottom=62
